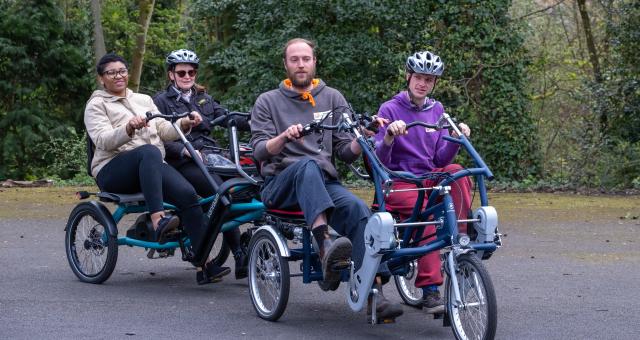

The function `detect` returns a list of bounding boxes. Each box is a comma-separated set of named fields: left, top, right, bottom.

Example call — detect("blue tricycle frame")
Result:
left=245, top=109, right=501, bottom=340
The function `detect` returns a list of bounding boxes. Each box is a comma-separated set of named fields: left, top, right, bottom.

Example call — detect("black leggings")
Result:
left=96, top=145, right=206, bottom=252
left=176, top=160, right=242, bottom=254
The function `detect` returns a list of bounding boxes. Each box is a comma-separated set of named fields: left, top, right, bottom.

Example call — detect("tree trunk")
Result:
left=90, top=0, right=106, bottom=87
left=130, top=0, right=156, bottom=92
left=576, top=0, right=605, bottom=131
left=576, top=0, right=601, bottom=83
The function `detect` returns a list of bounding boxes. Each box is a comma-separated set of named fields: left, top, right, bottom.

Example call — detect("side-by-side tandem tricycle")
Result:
left=66, top=109, right=502, bottom=340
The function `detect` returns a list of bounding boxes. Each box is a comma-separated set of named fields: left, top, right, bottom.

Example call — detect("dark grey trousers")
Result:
left=261, top=157, right=369, bottom=271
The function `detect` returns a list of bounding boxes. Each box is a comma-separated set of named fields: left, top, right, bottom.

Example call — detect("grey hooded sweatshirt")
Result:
left=250, top=79, right=358, bottom=179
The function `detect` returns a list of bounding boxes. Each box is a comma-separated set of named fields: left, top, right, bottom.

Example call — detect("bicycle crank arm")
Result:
left=347, top=212, right=395, bottom=312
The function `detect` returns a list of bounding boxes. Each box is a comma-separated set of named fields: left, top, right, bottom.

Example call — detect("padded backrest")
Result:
left=86, top=133, right=95, bottom=177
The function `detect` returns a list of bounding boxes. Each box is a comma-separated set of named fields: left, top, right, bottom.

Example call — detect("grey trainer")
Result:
left=423, top=290, right=445, bottom=314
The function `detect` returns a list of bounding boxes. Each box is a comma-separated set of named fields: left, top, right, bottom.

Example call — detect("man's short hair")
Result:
left=282, top=38, right=316, bottom=59
left=96, top=53, right=128, bottom=75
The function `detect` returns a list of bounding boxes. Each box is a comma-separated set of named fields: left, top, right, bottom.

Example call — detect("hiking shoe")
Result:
left=234, top=251, right=248, bottom=280
left=422, top=290, right=445, bottom=314
left=319, top=237, right=352, bottom=291
left=154, top=215, right=179, bottom=244
left=367, top=293, right=404, bottom=323
left=197, top=261, right=231, bottom=285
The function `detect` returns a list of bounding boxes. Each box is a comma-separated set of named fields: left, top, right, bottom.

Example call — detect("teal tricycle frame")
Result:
left=65, top=111, right=264, bottom=284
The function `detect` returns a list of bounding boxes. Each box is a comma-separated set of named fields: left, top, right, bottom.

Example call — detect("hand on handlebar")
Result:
left=183, top=148, right=203, bottom=161
left=362, top=115, right=389, bottom=137
left=383, top=120, right=407, bottom=145
left=126, top=116, right=149, bottom=136
left=452, top=122, right=471, bottom=138
left=180, top=111, right=202, bottom=130
left=283, top=124, right=304, bottom=143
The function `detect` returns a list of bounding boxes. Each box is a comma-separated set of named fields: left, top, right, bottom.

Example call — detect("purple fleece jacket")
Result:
left=374, top=91, right=459, bottom=174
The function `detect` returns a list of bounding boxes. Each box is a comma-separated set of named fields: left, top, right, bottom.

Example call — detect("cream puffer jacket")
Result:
left=84, top=88, right=188, bottom=177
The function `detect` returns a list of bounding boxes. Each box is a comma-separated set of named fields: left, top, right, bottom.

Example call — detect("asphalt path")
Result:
left=1, top=192, right=639, bottom=339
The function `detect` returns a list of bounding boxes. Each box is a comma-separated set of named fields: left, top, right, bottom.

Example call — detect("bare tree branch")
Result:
left=516, top=0, right=567, bottom=20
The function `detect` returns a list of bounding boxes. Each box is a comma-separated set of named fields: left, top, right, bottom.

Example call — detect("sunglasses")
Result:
left=174, top=70, right=197, bottom=78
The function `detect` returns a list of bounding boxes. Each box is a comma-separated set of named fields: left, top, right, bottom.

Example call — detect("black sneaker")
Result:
left=319, top=237, right=352, bottom=291
left=422, top=290, right=445, bottom=314
left=154, top=215, right=179, bottom=244
left=197, top=261, right=231, bottom=285
left=234, top=251, right=248, bottom=280
left=367, top=293, right=404, bottom=323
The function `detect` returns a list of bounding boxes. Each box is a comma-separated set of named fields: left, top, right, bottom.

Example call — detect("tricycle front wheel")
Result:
left=446, top=253, right=497, bottom=340
left=247, top=229, right=290, bottom=321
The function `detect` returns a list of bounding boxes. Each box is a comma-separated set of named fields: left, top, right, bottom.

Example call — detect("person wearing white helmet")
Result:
left=153, top=49, right=251, bottom=285
left=373, top=50, right=472, bottom=314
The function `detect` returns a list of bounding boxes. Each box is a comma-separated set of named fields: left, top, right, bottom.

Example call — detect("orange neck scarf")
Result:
left=284, top=78, right=320, bottom=107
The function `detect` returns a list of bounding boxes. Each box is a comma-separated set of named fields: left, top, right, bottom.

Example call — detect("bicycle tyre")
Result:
left=65, top=203, right=118, bottom=284
left=248, top=229, right=290, bottom=321
left=445, top=253, right=497, bottom=340
left=393, top=259, right=423, bottom=307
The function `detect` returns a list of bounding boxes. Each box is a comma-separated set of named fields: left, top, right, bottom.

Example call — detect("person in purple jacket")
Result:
left=374, top=50, right=472, bottom=314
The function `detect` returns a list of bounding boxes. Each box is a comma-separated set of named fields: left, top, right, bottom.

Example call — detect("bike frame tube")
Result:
left=352, top=114, right=496, bottom=267
left=386, top=193, right=456, bottom=262
left=356, top=137, right=390, bottom=211
left=111, top=196, right=264, bottom=251
left=173, top=122, right=230, bottom=207
left=446, top=250, right=463, bottom=307
left=117, top=237, right=182, bottom=249
left=220, top=209, right=264, bottom=233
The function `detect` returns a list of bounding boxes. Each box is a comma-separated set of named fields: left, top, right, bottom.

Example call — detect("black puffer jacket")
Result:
left=153, top=84, right=249, bottom=168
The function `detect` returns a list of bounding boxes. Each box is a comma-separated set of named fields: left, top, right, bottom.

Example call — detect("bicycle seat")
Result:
left=217, top=177, right=260, bottom=203
left=97, top=192, right=145, bottom=204
left=265, top=207, right=305, bottom=219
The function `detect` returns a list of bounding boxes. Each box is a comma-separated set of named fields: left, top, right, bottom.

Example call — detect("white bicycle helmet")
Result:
left=406, top=51, right=444, bottom=76
left=166, top=49, right=199, bottom=69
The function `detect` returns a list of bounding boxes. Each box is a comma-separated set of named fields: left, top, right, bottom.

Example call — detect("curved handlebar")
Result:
left=299, top=121, right=342, bottom=137
left=386, top=120, right=451, bottom=136
left=145, top=111, right=192, bottom=122
left=210, top=111, right=250, bottom=128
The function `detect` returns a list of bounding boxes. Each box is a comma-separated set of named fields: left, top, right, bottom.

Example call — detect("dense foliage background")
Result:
left=0, top=0, right=637, bottom=190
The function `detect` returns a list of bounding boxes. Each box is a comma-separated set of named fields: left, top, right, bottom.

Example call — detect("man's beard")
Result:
left=287, top=67, right=315, bottom=88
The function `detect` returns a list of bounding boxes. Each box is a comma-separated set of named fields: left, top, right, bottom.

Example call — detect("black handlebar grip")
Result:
left=365, top=121, right=380, bottom=134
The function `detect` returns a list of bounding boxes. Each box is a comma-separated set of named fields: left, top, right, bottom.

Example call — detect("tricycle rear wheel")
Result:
left=65, top=203, right=118, bottom=284
left=393, top=259, right=424, bottom=307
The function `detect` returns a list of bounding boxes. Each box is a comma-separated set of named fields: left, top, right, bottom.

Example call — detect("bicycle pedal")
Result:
left=367, top=317, right=396, bottom=324
left=146, top=248, right=175, bottom=259
left=164, top=230, right=181, bottom=241
left=330, top=260, right=351, bottom=271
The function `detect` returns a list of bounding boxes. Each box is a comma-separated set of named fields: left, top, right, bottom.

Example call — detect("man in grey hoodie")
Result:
left=250, top=38, right=402, bottom=320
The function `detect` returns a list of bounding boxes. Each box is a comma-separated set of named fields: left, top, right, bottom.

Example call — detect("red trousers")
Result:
left=384, top=164, right=472, bottom=287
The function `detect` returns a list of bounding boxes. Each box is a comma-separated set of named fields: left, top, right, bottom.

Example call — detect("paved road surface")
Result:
left=0, top=191, right=639, bottom=339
